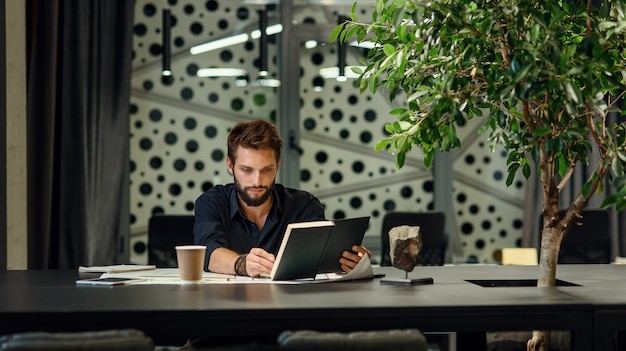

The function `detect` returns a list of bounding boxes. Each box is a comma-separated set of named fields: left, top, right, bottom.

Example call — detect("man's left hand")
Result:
left=339, top=245, right=372, bottom=272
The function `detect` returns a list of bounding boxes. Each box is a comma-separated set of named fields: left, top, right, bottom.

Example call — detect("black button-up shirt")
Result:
left=193, top=183, right=326, bottom=271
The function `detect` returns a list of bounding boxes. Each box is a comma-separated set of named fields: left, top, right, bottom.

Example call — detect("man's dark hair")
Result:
left=227, top=119, right=283, bottom=163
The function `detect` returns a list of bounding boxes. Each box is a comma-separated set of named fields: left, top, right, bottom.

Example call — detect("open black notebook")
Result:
left=269, top=216, right=370, bottom=281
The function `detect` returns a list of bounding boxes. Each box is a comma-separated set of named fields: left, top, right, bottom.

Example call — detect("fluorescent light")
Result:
left=253, top=78, right=281, bottom=87
left=162, top=69, right=172, bottom=77
left=250, top=24, right=283, bottom=39
left=191, top=24, right=284, bottom=56
left=190, top=33, right=249, bottom=55
left=319, top=66, right=365, bottom=79
left=304, top=40, right=318, bottom=49
left=197, top=68, right=248, bottom=77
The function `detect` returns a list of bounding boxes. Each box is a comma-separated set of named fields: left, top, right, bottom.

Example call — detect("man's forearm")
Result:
left=208, top=247, right=240, bottom=274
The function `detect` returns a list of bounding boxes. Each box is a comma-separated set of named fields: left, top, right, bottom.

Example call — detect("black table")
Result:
left=2, top=264, right=624, bottom=349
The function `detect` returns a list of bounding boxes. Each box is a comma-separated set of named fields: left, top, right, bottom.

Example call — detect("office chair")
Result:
left=380, top=211, right=446, bottom=266
left=539, top=209, right=611, bottom=264
left=148, top=214, right=196, bottom=267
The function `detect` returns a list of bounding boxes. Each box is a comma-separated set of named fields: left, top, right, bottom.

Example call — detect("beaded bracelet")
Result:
left=234, top=253, right=248, bottom=276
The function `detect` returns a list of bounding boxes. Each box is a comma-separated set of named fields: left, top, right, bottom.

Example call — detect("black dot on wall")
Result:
left=333, top=210, right=346, bottom=219
left=206, top=0, right=218, bottom=11
left=149, top=109, right=162, bottom=122
left=184, top=4, right=194, bottom=14
left=423, top=180, right=434, bottom=193
left=493, top=170, right=503, bottom=181
left=169, top=183, right=182, bottom=196
left=461, top=222, right=473, bottom=235
left=184, top=117, right=197, bottom=130
left=456, top=193, right=467, bottom=203
left=133, top=241, right=146, bottom=254
left=130, top=104, right=138, bottom=114
left=231, top=98, right=244, bottom=111
left=149, top=156, right=162, bottom=169
left=352, top=161, right=364, bottom=173
left=186, top=63, right=199, bottom=76
left=350, top=196, right=362, bottom=209
left=220, top=50, right=233, bottom=62
left=313, top=99, right=324, bottom=109
left=139, top=138, right=152, bottom=150
left=513, top=218, right=523, bottom=229
left=194, top=161, right=205, bottom=171
left=483, top=156, right=491, bottom=164
left=364, top=109, right=376, bottom=122
left=236, top=7, right=249, bottom=20
left=303, top=118, right=316, bottom=131
left=181, top=87, right=194, bottom=100
left=330, top=171, right=343, bottom=183
left=499, top=230, right=507, bottom=238
left=469, top=205, right=479, bottom=214
left=488, top=205, right=496, bottom=213
left=143, top=3, right=157, bottom=16
left=143, top=80, right=154, bottom=90
left=187, top=181, right=195, bottom=188
left=330, top=109, right=343, bottom=122
left=134, top=23, right=147, bottom=36
left=482, top=220, right=491, bottom=230
left=303, top=17, right=316, bottom=24
left=301, top=169, right=312, bottom=182
left=211, top=149, right=224, bottom=162
left=152, top=206, right=165, bottom=215
left=218, top=19, right=228, bottom=30
left=465, top=154, right=475, bottom=165
left=311, top=53, right=324, bottom=65
left=174, top=37, right=185, bottom=47
left=360, top=131, right=372, bottom=143
left=348, top=95, right=358, bottom=105
left=140, top=183, right=153, bottom=195
left=186, top=202, right=195, bottom=211
left=129, top=161, right=136, bottom=173
left=202, top=181, right=214, bottom=191
left=157, top=175, right=165, bottom=182
left=208, top=93, right=219, bottom=103
left=186, top=140, right=199, bottom=153
left=190, top=22, right=203, bottom=35
left=369, top=193, right=376, bottom=201
left=475, top=239, right=485, bottom=249
left=315, top=151, right=328, bottom=163
left=339, top=129, right=349, bottom=139
left=400, top=186, right=413, bottom=198
left=205, top=126, right=217, bottom=138
left=164, top=132, right=177, bottom=145
left=173, top=159, right=186, bottom=171
left=350, top=116, right=357, bottom=123
left=383, top=200, right=396, bottom=211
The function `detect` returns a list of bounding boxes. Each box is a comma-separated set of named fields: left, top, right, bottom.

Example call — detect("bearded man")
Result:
left=193, top=119, right=370, bottom=277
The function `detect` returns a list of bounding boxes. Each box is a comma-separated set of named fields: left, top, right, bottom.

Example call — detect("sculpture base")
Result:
left=380, top=277, right=433, bottom=286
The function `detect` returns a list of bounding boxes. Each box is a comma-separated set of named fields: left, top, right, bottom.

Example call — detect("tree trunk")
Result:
left=526, top=224, right=566, bottom=351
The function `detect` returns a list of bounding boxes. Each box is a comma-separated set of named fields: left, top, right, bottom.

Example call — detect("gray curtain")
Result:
left=522, top=111, right=626, bottom=260
left=27, top=0, right=134, bottom=269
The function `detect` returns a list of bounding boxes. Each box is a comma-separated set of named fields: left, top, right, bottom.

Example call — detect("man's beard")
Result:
left=234, top=177, right=274, bottom=207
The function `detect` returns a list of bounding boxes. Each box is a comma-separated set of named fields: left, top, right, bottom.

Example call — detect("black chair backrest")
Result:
left=148, top=214, right=195, bottom=267
left=381, top=211, right=446, bottom=266
left=540, top=209, right=611, bottom=264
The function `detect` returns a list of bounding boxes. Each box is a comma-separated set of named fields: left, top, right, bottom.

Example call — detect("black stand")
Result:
left=380, top=271, right=434, bottom=286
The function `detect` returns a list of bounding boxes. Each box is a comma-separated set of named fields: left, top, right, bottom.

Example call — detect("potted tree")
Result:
left=332, top=0, right=626, bottom=349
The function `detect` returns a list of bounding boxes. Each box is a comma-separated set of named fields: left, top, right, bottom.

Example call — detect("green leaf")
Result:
left=329, top=24, right=344, bottom=43
left=383, top=44, right=395, bottom=56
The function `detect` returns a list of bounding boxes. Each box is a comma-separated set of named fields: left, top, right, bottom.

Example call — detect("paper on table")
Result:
left=78, top=264, right=156, bottom=273
left=99, top=256, right=374, bottom=285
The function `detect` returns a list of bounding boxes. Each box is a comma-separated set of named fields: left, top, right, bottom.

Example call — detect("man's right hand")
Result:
left=246, top=247, right=275, bottom=277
